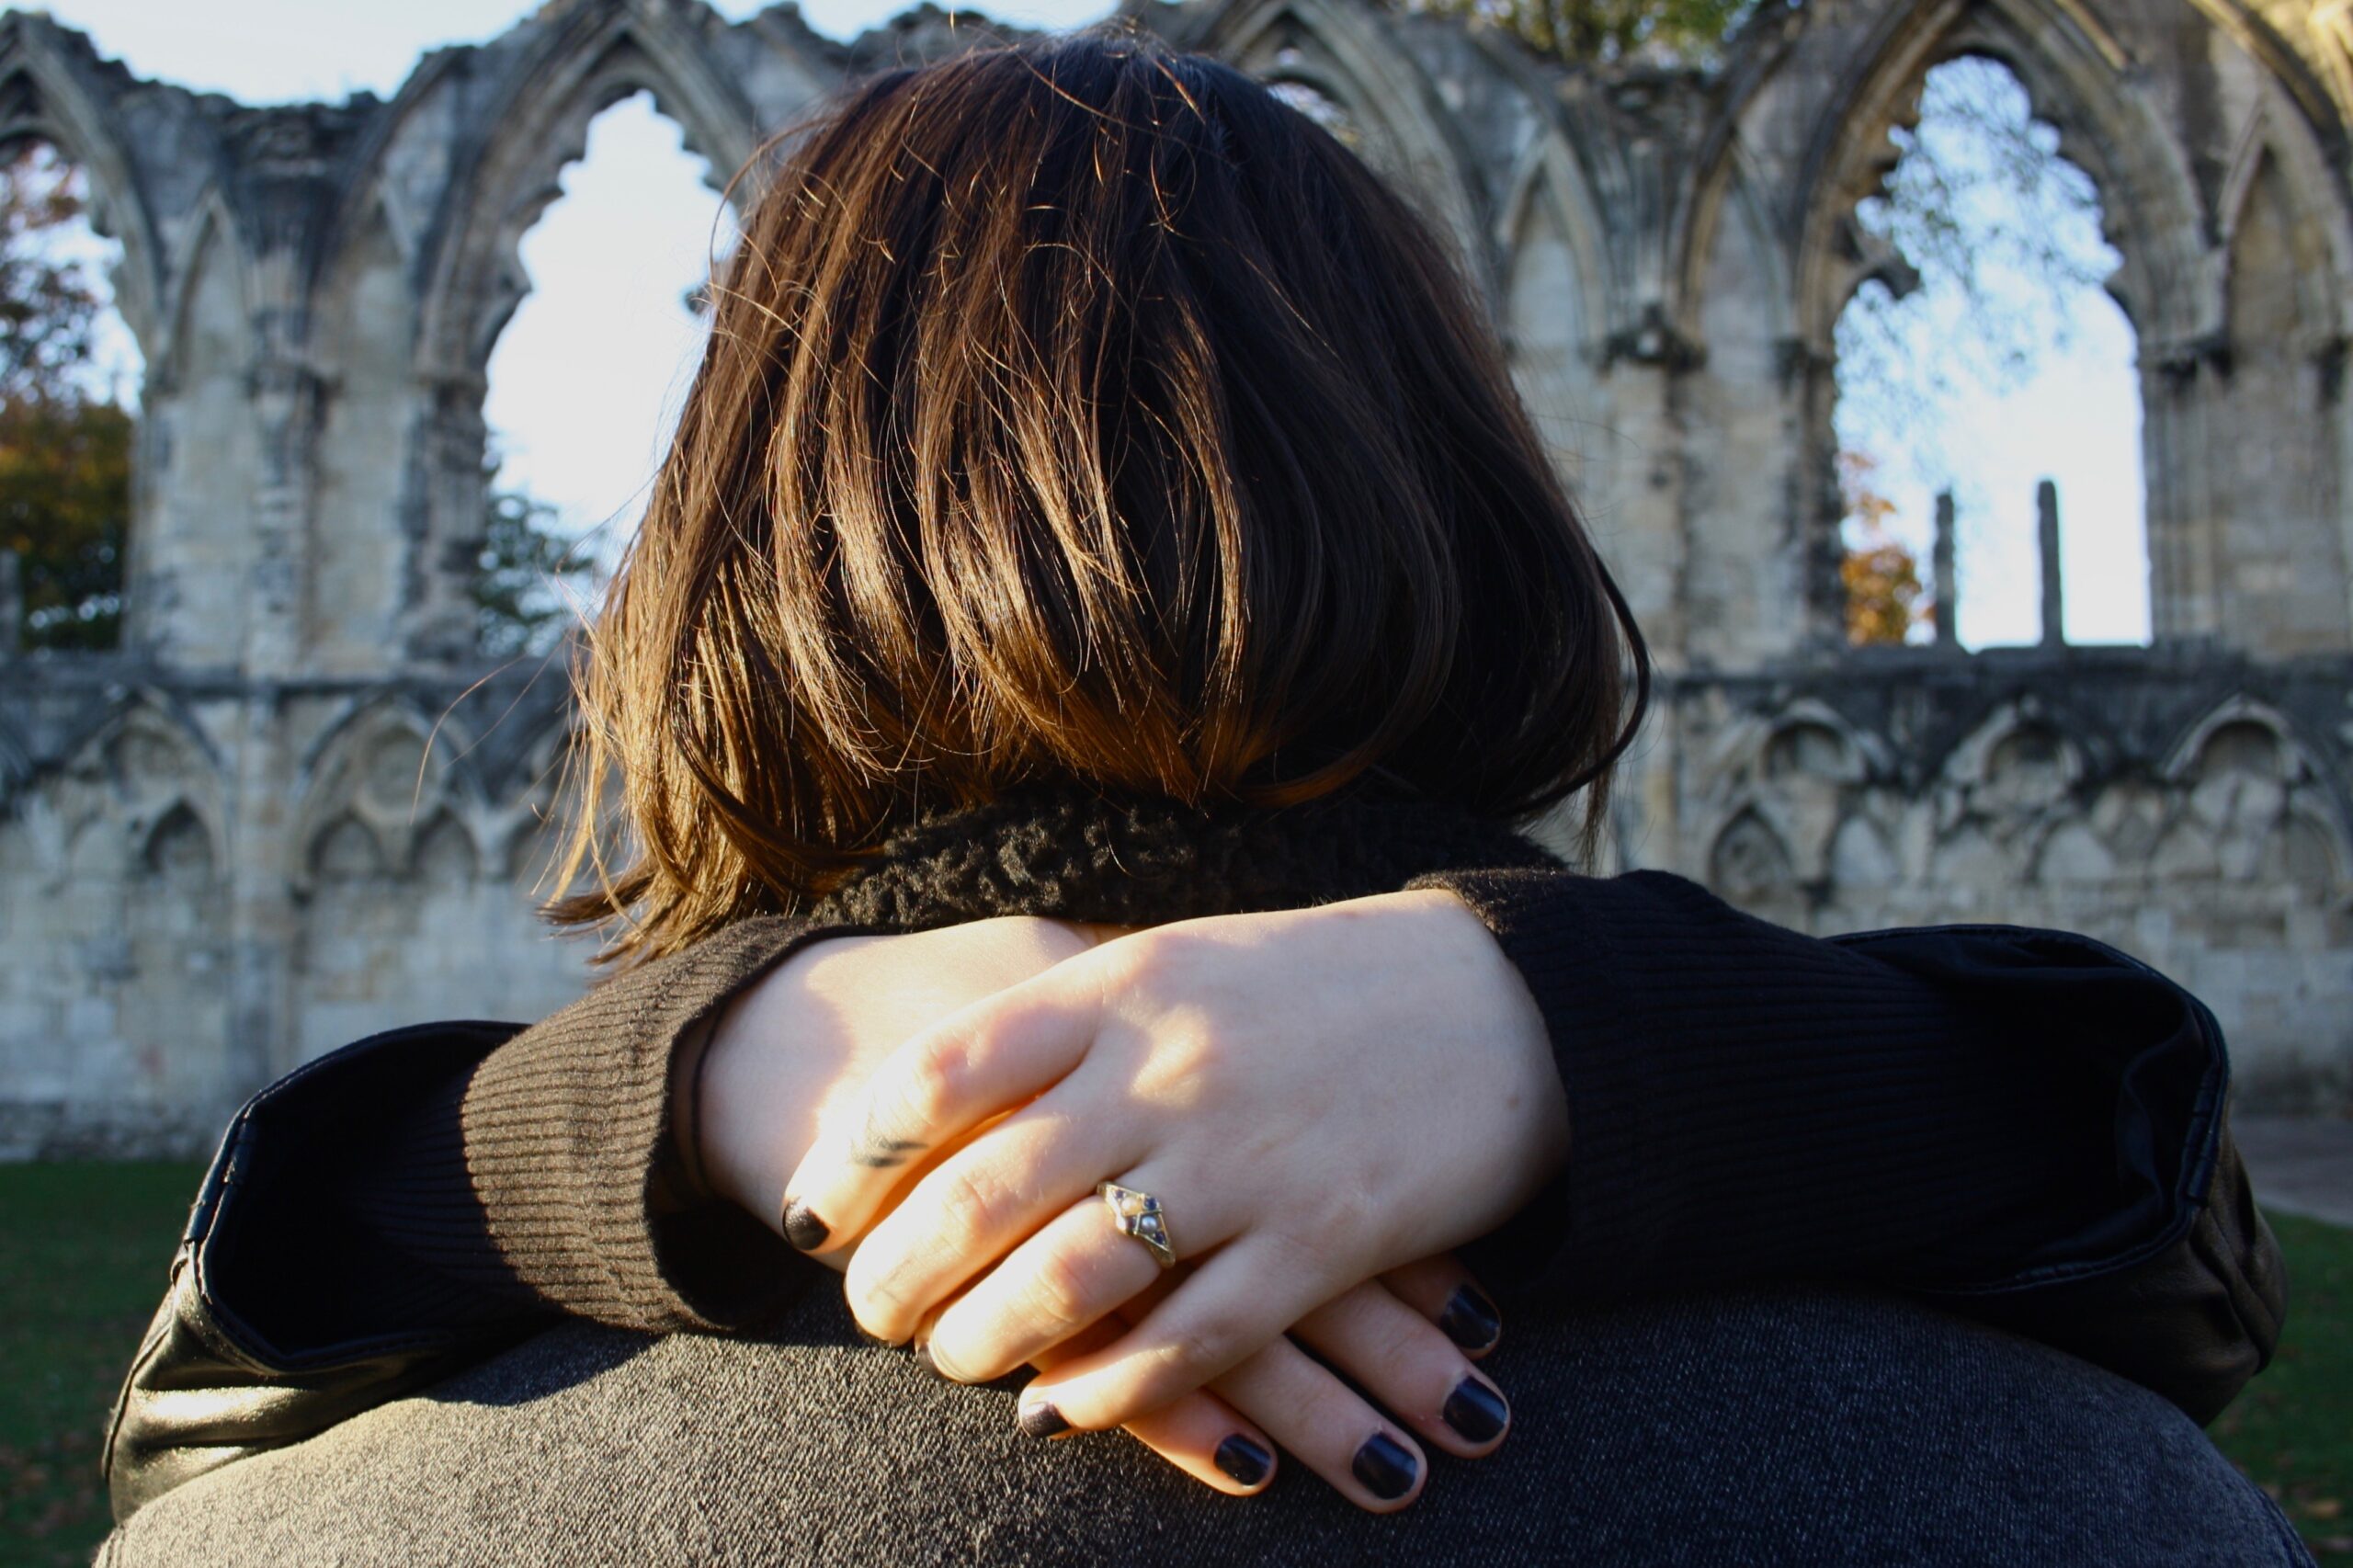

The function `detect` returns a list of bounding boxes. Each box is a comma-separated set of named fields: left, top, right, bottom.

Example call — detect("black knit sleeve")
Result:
left=1417, top=868, right=2214, bottom=1296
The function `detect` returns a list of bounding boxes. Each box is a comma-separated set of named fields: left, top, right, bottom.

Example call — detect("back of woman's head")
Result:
left=556, top=29, right=1645, bottom=960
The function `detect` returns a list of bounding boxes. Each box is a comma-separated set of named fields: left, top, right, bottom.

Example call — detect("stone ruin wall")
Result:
left=0, top=0, right=2348, bottom=1156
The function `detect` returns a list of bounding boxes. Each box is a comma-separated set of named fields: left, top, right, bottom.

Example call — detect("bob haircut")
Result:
left=554, top=29, right=1647, bottom=962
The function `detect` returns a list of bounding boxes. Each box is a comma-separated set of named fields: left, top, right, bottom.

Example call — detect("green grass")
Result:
left=2212, top=1209, right=2353, bottom=1558
left=0, top=1166, right=2346, bottom=1564
left=0, top=1162, right=199, bottom=1568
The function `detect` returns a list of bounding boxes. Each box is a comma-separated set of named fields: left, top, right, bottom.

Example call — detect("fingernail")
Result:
left=1016, top=1398, right=1069, bottom=1439
left=1442, top=1377, right=1508, bottom=1444
left=911, top=1340, right=948, bottom=1381
left=1214, top=1435, right=1273, bottom=1488
left=1351, top=1433, right=1417, bottom=1500
left=1438, top=1284, right=1501, bottom=1352
left=782, top=1198, right=829, bottom=1251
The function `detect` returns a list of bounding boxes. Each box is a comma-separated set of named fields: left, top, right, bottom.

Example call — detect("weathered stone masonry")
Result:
left=0, top=0, right=2347, bottom=1154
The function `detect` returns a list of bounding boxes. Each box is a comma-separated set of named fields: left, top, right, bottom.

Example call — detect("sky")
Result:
left=28, top=1, right=2150, bottom=646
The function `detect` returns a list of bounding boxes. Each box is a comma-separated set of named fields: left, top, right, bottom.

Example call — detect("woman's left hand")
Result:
left=779, top=887, right=1569, bottom=1438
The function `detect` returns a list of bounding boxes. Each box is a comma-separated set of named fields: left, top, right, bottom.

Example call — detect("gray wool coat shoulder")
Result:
left=103, top=1283, right=2305, bottom=1567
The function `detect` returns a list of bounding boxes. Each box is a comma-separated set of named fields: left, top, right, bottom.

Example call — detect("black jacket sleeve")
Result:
left=103, top=916, right=825, bottom=1523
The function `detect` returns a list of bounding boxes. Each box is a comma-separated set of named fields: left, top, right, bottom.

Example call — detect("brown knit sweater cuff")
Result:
left=460, top=915, right=823, bottom=1333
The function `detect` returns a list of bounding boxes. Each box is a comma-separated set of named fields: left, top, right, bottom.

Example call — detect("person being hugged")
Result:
left=103, top=30, right=2293, bottom=1566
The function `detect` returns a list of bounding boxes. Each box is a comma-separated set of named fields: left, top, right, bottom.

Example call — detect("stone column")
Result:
left=2038, top=479, right=2065, bottom=649
left=1933, top=489, right=1958, bottom=649
left=0, top=549, right=20, bottom=654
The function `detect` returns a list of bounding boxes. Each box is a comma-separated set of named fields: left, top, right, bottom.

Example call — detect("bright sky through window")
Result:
left=476, top=90, right=731, bottom=570
left=1834, top=56, right=2150, bottom=648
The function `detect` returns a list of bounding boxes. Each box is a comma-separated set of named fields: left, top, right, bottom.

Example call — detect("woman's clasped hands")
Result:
left=692, top=890, right=1570, bottom=1512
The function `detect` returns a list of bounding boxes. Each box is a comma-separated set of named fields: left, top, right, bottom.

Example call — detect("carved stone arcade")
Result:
left=0, top=0, right=2347, bottom=1153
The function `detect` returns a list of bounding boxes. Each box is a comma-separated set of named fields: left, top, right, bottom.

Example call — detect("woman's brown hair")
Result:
left=552, top=29, right=1647, bottom=961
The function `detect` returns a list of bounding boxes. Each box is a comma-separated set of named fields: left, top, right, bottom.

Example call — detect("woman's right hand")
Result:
left=684, top=916, right=1511, bottom=1510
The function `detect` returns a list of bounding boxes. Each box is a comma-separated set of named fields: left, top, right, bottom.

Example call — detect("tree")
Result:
left=472, top=481, right=603, bottom=658
left=0, top=141, right=138, bottom=651
left=1402, top=0, right=1756, bottom=63
left=1837, top=451, right=1925, bottom=644
left=1834, top=57, right=2116, bottom=464
left=0, top=393, right=131, bottom=649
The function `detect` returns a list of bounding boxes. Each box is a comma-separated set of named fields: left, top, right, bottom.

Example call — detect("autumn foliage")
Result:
left=0, top=142, right=135, bottom=651
left=1838, top=451, right=1927, bottom=645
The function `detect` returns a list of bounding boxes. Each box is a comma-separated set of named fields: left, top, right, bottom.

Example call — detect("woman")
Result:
left=103, top=32, right=2292, bottom=1562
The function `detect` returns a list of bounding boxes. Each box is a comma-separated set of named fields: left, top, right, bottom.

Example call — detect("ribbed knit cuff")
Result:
left=1409, top=867, right=1656, bottom=1299
left=460, top=915, right=826, bottom=1333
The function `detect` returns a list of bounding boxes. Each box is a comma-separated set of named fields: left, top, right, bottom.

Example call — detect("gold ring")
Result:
left=1097, top=1181, right=1176, bottom=1269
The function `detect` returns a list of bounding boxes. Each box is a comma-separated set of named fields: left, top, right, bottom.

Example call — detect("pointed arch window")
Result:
left=476, top=90, right=738, bottom=655
left=0, top=135, right=143, bottom=651
left=1832, top=55, right=2147, bottom=650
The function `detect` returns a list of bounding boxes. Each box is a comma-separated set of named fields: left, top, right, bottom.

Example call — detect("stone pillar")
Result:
left=2038, top=478, right=2065, bottom=649
left=0, top=549, right=20, bottom=654
left=245, top=355, right=325, bottom=677
left=408, top=378, right=494, bottom=664
left=1932, top=489, right=1958, bottom=649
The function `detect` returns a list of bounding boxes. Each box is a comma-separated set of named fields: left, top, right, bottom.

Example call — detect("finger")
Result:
left=843, top=1093, right=1154, bottom=1344
left=1207, top=1335, right=1427, bottom=1511
left=1097, top=1381, right=1279, bottom=1496
left=1290, top=1280, right=1510, bottom=1459
left=1013, top=1233, right=1344, bottom=1436
left=1380, top=1255, right=1503, bottom=1358
left=932, top=1285, right=1276, bottom=1496
left=919, top=1183, right=1216, bottom=1381
left=781, top=966, right=1107, bottom=1252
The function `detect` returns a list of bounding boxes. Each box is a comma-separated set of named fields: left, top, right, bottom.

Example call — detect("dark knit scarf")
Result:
left=805, top=785, right=1564, bottom=930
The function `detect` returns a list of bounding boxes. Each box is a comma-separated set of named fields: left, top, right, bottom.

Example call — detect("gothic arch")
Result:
left=1936, top=695, right=2096, bottom=794
left=2181, top=0, right=2353, bottom=159
left=1676, top=136, right=1796, bottom=357
left=0, top=16, right=166, bottom=358
left=1497, top=135, right=1616, bottom=364
left=2159, top=694, right=2316, bottom=782
left=1171, top=0, right=1486, bottom=272
left=2205, top=110, right=2353, bottom=649
left=415, top=1, right=768, bottom=387
left=1701, top=699, right=1890, bottom=788
left=2154, top=694, right=2353, bottom=890
left=56, top=688, right=222, bottom=784
left=153, top=194, right=258, bottom=395
left=1706, top=803, right=1807, bottom=917
left=38, top=694, right=228, bottom=883
left=2218, top=127, right=2348, bottom=351
left=1782, top=0, right=2210, bottom=358
left=293, top=698, right=490, bottom=891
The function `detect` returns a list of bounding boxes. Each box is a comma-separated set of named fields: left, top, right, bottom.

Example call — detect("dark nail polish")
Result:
left=1213, top=1435, right=1273, bottom=1488
left=1016, top=1400, right=1069, bottom=1439
left=782, top=1198, right=829, bottom=1252
left=1438, top=1284, right=1501, bottom=1352
left=1351, top=1433, right=1417, bottom=1500
left=1442, top=1377, right=1508, bottom=1444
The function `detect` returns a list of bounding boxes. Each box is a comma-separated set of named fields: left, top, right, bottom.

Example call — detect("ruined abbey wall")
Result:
left=1, top=0, right=2348, bottom=1155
